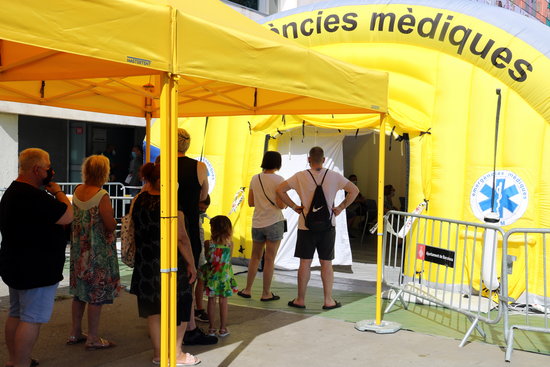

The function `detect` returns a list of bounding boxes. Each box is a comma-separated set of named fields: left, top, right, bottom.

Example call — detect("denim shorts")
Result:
left=252, top=220, right=285, bottom=242
left=9, top=283, right=59, bottom=323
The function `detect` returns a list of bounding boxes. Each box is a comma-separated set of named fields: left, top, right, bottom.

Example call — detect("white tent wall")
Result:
left=273, top=129, right=352, bottom=270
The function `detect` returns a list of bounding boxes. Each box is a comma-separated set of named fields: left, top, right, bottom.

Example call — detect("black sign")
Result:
left=416, top=244, right=455, bottom=268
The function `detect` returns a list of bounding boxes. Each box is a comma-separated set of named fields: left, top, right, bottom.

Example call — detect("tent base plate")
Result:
left=354, top=319, right=401, bottom=334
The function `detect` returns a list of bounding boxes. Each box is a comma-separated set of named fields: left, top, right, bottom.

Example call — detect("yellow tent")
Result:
left=0, top=0, right=390, bottom=364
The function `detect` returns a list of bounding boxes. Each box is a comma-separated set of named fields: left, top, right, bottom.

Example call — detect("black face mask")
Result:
left=42, top=168, right=54, bottom=186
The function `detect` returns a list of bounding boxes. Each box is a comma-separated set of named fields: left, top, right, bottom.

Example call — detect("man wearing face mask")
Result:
left=0, top=148, right=73, bottom=367
left=126, top=145, right=143, bottom=195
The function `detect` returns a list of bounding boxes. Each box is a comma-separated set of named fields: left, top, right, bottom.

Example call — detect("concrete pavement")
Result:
left=1, top=264, right=548, bottom=366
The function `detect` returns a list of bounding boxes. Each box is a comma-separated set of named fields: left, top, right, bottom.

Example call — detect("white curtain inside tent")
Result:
left=274, top=129, right=352, bottom=270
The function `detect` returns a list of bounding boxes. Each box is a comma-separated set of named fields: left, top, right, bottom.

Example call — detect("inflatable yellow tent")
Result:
left=260, top=0, right=550, bottom=303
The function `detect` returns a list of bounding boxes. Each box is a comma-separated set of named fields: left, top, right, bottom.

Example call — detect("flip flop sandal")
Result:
left=288, top=300, right=306, bottom=309
left=175, top=353, right=201, bottom=366
left=85, top=337, right=116, bottom=351
left=207, top=328, right=217, bottom=337
left=237, top=290, right=251, bottom=298
left=322, top=301, right=342, bottom=310
left=66, top=334, right=88, bottom=345
left=218, top=328, right=230, bottom=337
left=261, top=293, right=280, bottom=302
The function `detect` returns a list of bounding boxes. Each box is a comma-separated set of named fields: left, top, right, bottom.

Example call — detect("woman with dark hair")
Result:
left=238, top=151, right=285, bottom=301
left=130, top=163, right=200, bottom=365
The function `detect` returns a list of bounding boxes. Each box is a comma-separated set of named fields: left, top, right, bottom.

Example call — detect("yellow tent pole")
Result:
left=145, top=112, right=152, bottom=163
left=159, top=72, right=178, bottom=367
left=168, top=76, right=179, bottom=367
left=375, top=113, right=386, bottom=325
left=144, top=83, right=154, bottom=163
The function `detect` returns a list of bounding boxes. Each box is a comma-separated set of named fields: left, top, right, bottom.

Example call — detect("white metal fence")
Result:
left=382, top=211, right=550, bottom=361
left=502, top=228, right=550, bottom=361
left=382, top=211, right=506, bottom=347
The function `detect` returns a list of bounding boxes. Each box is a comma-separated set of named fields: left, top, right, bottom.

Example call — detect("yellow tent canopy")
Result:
left=0, top=0, right=390, bottom=364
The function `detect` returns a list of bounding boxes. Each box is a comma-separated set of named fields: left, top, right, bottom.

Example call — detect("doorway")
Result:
left=342, top=132, right=409, bottom=264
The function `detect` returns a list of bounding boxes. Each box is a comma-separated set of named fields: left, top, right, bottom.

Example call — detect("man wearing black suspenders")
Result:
left=277, top=146, right=359, bottom=310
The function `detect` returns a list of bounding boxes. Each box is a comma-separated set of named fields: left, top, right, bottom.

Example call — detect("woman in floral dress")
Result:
left=68, top=155, right=119, bottom=350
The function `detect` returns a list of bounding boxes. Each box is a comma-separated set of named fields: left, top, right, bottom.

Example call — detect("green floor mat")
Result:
left=117, top=265, right=550, bottom=356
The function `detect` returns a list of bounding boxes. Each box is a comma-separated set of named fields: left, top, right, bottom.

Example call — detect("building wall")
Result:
left=0, top=113, right=18, bottom=189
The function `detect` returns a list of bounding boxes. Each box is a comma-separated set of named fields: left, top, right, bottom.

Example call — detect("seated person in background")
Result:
left=346, top=174, right=367, bottom=230
left=384, top=184, right=398, bottom=214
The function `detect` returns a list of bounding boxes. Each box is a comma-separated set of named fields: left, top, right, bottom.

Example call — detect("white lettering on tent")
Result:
left=127, top=56, right=152, bottom=66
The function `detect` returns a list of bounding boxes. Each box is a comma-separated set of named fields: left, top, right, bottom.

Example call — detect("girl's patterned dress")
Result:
left=202, top=242, right=238, bottom=297
left=70, top=189, right=120, bottom=304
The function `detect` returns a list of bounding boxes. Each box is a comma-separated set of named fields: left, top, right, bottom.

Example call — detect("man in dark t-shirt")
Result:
left=0, top=148, right=73, bottom=367
left=176, top=128, right=217, bottom=346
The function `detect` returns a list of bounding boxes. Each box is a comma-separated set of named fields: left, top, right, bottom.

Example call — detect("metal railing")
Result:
left=503, top=228, right=550, bottom=362
left=382, top=211, right=506, bottom=347
left=57, top=182, right=137, bottom=228
left=58, top=182, right=127, bottom=196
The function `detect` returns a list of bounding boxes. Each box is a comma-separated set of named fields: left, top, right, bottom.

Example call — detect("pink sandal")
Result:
left=175, top=353, right=201, bottom=366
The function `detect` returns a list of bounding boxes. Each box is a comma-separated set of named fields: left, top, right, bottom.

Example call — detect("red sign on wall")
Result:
left=416, top=244, right=426, bottom=260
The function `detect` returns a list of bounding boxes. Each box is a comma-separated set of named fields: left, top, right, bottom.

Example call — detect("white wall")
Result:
left=0, top=101, right=144, bottom=127
left=0, top=113, right=18, bottom=189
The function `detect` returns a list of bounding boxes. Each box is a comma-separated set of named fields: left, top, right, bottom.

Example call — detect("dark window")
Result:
left=229, top=0, right=259, bottom=10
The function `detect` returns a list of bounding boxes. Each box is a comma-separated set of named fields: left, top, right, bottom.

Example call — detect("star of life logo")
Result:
left=470, top=170, right=528, bottom=226
left=192, top=156, right=215, bottom=194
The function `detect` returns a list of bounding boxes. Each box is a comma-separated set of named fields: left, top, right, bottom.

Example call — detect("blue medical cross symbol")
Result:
left=479, top=178, right=519, bottom=217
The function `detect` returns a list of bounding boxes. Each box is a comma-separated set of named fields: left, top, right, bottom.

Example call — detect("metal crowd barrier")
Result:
left=503, top=228, right=550, bottom=362
left=58, top=182, right=137, bottom=234
left=382, top=211, right=506, bottom=347
left=58, top=182, right=127, bottom=196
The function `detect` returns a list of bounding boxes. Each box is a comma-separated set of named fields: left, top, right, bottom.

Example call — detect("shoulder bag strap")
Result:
left=257, top=174, right=277, bottom=207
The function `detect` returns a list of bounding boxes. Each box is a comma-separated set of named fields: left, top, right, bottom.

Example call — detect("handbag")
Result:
left=257, top=174, right=287, bottom=233
left=120, top=192, right=141, bottom=267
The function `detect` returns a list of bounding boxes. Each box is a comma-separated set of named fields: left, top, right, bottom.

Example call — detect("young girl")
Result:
left=202, top=215, right=238, bottom=337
